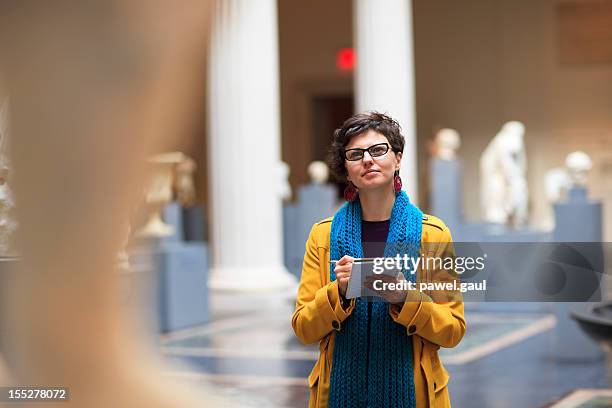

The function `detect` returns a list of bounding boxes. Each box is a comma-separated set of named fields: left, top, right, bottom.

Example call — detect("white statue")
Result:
left=544, top=167, right=569, bottom=204
left=480, top=121, right=528, bottom=227
left=0, top=98, right=17, bottom=255
left=307, top=160, right=329, bottom=184
left=136, top=152, right=199, bottom=237
left=136, top=153, right=179, bottom=237
left=278, top=161, right=292, bottom=202
left=566, top=150, right=592, bottom=188
left=433, top=128, right=461, bottom=160
left=174, top=155, right=197, bottom=207
left=544, top=150, right=592, bottom=204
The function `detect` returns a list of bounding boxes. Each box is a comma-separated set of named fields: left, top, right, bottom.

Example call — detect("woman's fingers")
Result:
left=335, top=264, right=351, bottom=272
left=334, top=257, right=354, bottom=277
left=335, top=256, right=354, bottom=296
left=336, top=271, right=351, bottom=282
left=336, top=255, right=355, bottom=266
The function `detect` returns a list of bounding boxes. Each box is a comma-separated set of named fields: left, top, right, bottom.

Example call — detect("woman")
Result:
left=292, top=112, right=466, bottom=408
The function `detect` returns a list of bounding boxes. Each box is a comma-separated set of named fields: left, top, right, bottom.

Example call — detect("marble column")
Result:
left=207, top=0, right=296, bottom=291
left=354, top=0, right=418, bottom=202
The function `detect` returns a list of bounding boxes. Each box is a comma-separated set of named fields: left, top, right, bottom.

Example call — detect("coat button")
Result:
left=408, top=325, right=417, bottom=334
left=332, top=320, right=340, bottom=330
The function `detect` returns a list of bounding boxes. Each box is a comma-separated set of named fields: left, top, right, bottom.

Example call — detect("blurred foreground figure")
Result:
left=0, top=2, right=224, bottom=407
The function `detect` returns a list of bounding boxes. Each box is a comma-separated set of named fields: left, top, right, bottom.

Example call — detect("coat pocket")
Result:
left=430, top=351, right=450, bottom=392
left=308, top=354, right=322, bottom=408
left=309, top=335, right=331, bottom=386
left=308, top=356, right=321, bottom=388
left=308, top=335, right=330, bottom=394
left=308, top=335, right=332, bottom=408
left=432, top=364, right=450, bottom=394
left=432, top=367, right=451, bottom=408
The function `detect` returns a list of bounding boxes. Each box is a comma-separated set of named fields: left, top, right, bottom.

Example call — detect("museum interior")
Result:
left=1, top=0, right=612, bottom=407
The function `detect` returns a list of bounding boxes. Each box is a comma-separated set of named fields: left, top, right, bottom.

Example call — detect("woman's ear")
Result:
left=395, top=151, right=403, bottom=165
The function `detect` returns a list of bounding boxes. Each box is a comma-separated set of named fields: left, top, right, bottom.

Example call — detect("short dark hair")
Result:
left=327, top=111, right=405, bottom=181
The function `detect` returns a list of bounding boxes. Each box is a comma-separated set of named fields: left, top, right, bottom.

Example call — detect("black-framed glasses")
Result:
left=344, top=143, right=390, bottom=161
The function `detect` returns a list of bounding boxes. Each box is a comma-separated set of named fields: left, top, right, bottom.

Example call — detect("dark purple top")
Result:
left=361, top=219, right=390, bottom=258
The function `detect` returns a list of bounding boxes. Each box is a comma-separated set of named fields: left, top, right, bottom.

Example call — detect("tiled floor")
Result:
left=549, top=390, right=612, bottom=408
left=160, top=294, right=612, bottom=408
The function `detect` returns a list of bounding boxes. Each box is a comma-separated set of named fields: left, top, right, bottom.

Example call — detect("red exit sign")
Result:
left=336, top=48, right=355, bottom=72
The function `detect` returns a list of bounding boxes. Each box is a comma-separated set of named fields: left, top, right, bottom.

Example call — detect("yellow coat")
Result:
left=291, top=215, right=466, bottom=408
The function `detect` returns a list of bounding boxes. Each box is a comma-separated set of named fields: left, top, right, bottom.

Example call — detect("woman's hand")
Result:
left=334, top=255, right=355, bottom=297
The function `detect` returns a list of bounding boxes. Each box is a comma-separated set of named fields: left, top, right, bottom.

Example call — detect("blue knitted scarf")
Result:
left=328, top=190, right=423, bottom=408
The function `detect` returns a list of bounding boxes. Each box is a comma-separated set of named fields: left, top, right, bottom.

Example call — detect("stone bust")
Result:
left=433, top=128, right=461, bottom=160
left=307, top=160, right=329, bottom=184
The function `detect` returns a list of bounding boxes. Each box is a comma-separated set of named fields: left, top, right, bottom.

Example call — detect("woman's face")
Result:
left=344, top=129, right=402, bottom=192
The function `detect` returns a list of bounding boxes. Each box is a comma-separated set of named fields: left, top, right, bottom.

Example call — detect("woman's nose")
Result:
left=362, top=151, right=374, bottom=163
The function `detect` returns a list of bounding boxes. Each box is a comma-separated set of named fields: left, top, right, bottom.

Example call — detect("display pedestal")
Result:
left=430, top=158, right=463, bottom=233
left=550, top=186, right=604, bottom=361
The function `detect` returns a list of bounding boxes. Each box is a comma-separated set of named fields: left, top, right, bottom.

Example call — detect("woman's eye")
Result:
left=370, top=147, right=385, bottom=156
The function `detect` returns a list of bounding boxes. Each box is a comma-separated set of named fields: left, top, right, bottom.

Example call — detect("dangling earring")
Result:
left=344, top=181, right=358, bottom=202
left=393, top=170, right=402, bottom=193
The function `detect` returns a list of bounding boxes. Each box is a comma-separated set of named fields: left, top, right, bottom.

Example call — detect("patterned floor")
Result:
left=161, top=310, right=555, bottom=368
left=158, top=296, right=612, bottom=408
left=549, top=389, right=612, bottom=408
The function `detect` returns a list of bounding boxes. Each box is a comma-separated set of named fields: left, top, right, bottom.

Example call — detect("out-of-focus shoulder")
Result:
left=421, top=214, right=453, bottom=250
left=308, top=217, right=332, bottom=249
left=316, top=217, right=333, bottom=226
left=423, top=214, right=448, bottom=232
left=422, top=214, right=446, bottom=231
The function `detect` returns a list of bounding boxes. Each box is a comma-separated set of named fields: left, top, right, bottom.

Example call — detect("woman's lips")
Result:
left=362, top=170, right=379, bottom=177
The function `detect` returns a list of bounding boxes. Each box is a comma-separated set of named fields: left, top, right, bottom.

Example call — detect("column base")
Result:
left=208, top=265, right=297, bottom=292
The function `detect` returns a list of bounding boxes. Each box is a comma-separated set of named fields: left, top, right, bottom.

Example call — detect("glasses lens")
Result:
left=369, top=144, right=389, bottom=157
left=346, top=150, right=363, bottom=161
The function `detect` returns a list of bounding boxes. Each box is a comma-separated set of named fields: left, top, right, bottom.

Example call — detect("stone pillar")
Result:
left=207, top=0, right=295, bottom=291
left=354, top=0, right=418, bottom=202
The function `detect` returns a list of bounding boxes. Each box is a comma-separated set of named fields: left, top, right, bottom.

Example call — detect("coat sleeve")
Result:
left=388, top=226, right=466, bottom=348
left=291, top=223, right=355, bottom=345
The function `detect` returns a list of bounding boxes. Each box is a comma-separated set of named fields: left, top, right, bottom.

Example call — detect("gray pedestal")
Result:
left=163, top=202, right=208, bottom=242
left=283, top=204, right=300, bottom=277
left=130, top=240, right=209, bottom=333
left=183, top=205, right=207, bottom=242
left=296, top=184, right=336, bottom=229
left=554, top=187, right=602, bottom=242
left=430, top=158, right=463, bottom=233
left=162, top=202, right=183, bottom=243
left=283, top=183, right=337, bottom=277
left=132, top=202, right=210, bottom=334
left=550, top=186, right=604, bottom=361
left=156, top=242, right=209, bottom=332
